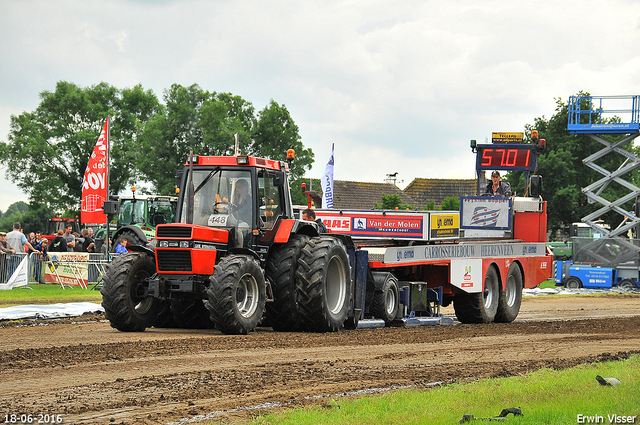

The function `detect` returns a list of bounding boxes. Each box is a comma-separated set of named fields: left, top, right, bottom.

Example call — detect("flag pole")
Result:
left=106, top=115, right=111, bottom=254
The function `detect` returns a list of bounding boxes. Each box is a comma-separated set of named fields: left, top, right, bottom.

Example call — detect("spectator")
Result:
left=6, top=222, right=38, bottom=254
left=115, top=238, right=128, bottom=254
left=302, top=208, right=328, bottom=233
left=6, top=222, right=38, bottom=279
left=81, top=228, right=95, bottom=253
left=33, top=238, right=47, bottom=284
left=49, top=230, right=67, bottom=253
left=0, top=232, right=15, bottom=282
left=73, top=232, right=83, bottom=253
left=0, top=232, right=16, bottom=255
left=62, top=224, right=75, bottom=252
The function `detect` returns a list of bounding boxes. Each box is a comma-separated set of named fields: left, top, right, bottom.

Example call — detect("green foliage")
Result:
left=290, top=177, right=322, bottom=206
left=425, top=200, right=435, bottom=210
left=505, top=92, right=634, bottom=238
left=0, top=201, right=54, bottom=234
left=251, top=99, right=314, bottom=180
left=375, top=193, right=414, bottom=210
left=136, top=84, right=313, bottom=194
left=0, top=81, right=162, bottom=213
left=440, top=196, right=460, bottom=211
left=253, top=355, right=640, bottom=425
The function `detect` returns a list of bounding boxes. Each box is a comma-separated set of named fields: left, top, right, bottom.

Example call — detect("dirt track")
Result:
left=1, top=294, right=640, bottom=424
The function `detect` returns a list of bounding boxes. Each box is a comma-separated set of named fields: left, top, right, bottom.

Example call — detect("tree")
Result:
left=506, top=93, right=632, bottom=238
left=375, top=193, right=414, bottom=210
left=136, top=85, right=313, bottom=194
left=250, top=99, right=314, bottom=180
left=440, top=196, right=460, bottom=211
left=0, top=81, right=162, bottom=214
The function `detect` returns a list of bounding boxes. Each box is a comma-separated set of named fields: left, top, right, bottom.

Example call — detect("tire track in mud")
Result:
left=1, top=312, right=640, bottom=424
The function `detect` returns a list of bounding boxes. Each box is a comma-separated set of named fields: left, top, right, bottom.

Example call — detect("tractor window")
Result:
left=149, top=199, right=176, bottom=226
left=258, top=169, right=284, bottom=230
left=119, top=200, right=134, bottom=225
left=181, top=169, right=253, bottom=236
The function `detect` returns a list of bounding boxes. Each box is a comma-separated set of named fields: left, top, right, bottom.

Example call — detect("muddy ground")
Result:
left=1, top=294, right=639, bottom=424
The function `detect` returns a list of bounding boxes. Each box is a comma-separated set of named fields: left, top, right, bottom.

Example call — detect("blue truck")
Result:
left=554, top=260, right=638, bottom=289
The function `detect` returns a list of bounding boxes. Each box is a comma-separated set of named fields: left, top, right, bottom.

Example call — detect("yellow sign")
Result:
left=430, top=212, right=459, bottom=239
left=492, top=132, right=524, bottom=143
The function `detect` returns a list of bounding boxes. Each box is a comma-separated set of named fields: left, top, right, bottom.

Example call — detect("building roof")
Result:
left=403, top=178, right=477, bottom=208
left=331, top=180, right=418, bottom=210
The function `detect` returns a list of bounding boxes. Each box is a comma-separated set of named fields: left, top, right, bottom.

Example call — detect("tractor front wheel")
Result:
left=206, top=255, right=266, bottom=335
left=100, top=252, right=160, bottom=332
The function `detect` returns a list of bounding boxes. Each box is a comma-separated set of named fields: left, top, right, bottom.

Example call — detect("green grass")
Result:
left=0, top=283, right=102, bottom=307
left=536, top=279, right=557, bottom=289
left=249, top=355, right=640, bottom=425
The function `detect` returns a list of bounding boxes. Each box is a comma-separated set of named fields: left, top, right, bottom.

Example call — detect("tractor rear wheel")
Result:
left=206, top=255, right=266, bottom=335
left=100, top=252, right=159, bottom=332
left=296, top=236, right=351, bottom=332
left=265, top=234, right=309, bottom=331
left=453, top=265, right=499, bottom=324
left=495, top=263, right=523, bottom=323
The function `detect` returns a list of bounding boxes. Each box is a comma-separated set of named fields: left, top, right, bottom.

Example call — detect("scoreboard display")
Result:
left=475, top=144, right=537, bottom=172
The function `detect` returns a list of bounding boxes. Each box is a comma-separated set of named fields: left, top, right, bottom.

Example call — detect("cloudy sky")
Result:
left=1, top=0, right=640, bottom=213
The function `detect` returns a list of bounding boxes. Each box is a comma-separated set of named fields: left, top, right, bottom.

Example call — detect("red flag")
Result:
left=81, top=117, right=109, bottom=224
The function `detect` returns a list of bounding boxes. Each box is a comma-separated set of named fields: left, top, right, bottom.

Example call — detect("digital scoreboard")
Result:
left=475, top=144, right=537, bottom=172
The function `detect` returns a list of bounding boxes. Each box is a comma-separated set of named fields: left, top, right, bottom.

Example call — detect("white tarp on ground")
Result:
left=524, top=286, right=640, bottom=296
left=0, top=302, right=104, bottom=321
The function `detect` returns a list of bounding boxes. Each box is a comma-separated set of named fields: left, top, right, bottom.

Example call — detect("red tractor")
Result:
left=100, top=152, right=354, bottom=334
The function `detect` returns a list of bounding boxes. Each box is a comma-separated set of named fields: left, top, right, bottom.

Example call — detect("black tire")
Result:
left=111, top=229, right=146, bottom=253
left=206, top=255, right=266, bottom=335
left=100, top=252, right=159, bottom=332
left=495, top=263, right=523, bottom=323
left=265, top=234, right=309, bottom=331
left=453, top=266, right=500, bottom=324
left=170, top=296, right=215, bottom=329
left=618, top=278, right=637, bottom=290
left=565, top=277, right=582, bottom=289
left=370, top=274, right=399, bottom=325
left=296, top=236, right=351, bottom=332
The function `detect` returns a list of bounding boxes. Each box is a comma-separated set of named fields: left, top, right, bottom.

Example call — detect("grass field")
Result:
left=249, top=355, right=640, bottom=425
left=0, top=283, right=102, bottom=307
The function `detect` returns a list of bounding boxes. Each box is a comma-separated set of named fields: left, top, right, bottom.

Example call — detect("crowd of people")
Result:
left=0, top=221, right=102, bottom=284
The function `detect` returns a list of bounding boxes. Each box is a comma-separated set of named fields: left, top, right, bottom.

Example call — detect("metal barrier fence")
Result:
left=0, top=252, right=111, bottom=288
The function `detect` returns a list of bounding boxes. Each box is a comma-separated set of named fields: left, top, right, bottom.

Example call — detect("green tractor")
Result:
left=95, top=190, right=178, bottom=252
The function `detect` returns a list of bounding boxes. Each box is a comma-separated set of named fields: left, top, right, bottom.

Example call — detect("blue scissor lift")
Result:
left=557, top=95, right=640, bottom=289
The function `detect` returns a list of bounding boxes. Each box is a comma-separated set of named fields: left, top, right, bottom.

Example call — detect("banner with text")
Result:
left=81, top=117, right=109, bottom=224
left=45, top=252, right=90, bottom=288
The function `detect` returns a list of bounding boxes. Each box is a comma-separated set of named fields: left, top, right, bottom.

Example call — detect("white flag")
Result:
left=321, top=146, right=334, bottom=208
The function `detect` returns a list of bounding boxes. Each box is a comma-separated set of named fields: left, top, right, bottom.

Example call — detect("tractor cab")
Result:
left=174, top=155, right=296, bottom=250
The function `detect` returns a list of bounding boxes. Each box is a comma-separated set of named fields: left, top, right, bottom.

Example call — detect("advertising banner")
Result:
left=81, top=117, right=109, bottom=225
left=45, top=252, right=90, bottom=288
left=460, top=196, right=512, bottom=230
left=429, top=212, right=459, bottom=240
left=314, top=210, right=428, bottom=240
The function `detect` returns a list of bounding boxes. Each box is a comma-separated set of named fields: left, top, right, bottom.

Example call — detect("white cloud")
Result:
left=2, top=0, right=640, bottom=219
